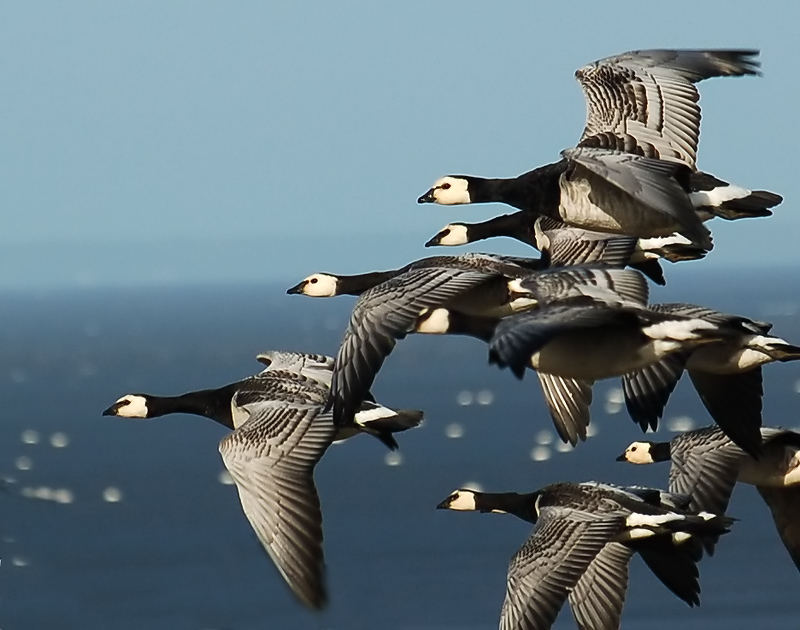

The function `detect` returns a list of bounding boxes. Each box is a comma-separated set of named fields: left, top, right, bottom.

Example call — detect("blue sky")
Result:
left=3, top=1, right=796, bottom=288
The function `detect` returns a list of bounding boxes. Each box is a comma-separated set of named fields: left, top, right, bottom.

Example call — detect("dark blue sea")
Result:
left=2, top=269, right=799, bottom=629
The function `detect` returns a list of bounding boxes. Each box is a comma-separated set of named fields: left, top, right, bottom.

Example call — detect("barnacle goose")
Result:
left=103, top=352, right=423, bottom=609
left=293, top=257, right=648, bottom=428
left=418, top=49, right=782, bottom=248
left=102, top=351, right=422, bottom=450
left=621, top=304, right=800, bottom=456
left=487, top=287, right=732, bottom=445
left=424, top=213, right=708, bottom=285
left=437, top=482, right=733, bottom=629
left=618, top=425, right=800, bottom=570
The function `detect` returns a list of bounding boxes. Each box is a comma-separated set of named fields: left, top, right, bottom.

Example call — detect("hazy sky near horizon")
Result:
left=3, top=1, right=797, bottom=288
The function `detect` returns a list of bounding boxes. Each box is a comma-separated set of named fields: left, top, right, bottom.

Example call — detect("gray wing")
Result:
left=539, top=223, right=639, bottom=270
left=575, top=49, right=759, bottom=168
left=329, top=267, right=490, bottom=426
left=536, top=372, right=594, bottom=446
left=256, top=350, right=334, bottom=385
left=688, top=368, right=764, bottom=457
left=651, top=303, right=773, bottom=334
left=500, top=510, right=623, bottom=630
left=519, top=266, right=650, bottom=308
left=757, top=486, right=800, bottom=571
left=622, top=352, right=689, bottom=431
left=219, top=392, right=337, bottom=609
left=568, top=542, right=633, bottom=630
left=668, top=427, right=745, bottom=515
left=561, top=148, right=712, bottom=250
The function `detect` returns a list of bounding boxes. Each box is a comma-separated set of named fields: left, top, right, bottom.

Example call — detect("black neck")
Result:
left=465, top=160, right=565, bottom=215
left=474, top=491, right=539, bottom=523
left=650, top=441, right=672, bottom=462
left=467, top=212, right=535, bottom=247
left=143, top=384, right=238, bottom=429
left=336, top=270, right=400, bottom=295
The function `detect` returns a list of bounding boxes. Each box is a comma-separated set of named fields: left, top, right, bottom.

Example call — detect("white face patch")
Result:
left=415, top=308, right=451, bottom=334
left=430, top=177, right=471, bottom=205
left=445, top=490, right=477, bottom=511
left=298, top=273, right=339, bottom=297
left=622, top=441, right=654, bottom=464
left=436, top=224, right=470, bottom=246
left=112, top=395, right=149, bottom=418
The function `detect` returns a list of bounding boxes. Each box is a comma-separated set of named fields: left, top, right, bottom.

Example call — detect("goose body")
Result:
left=425, top=213, right=708, bottom=285
left=320, top=262, right=649, bottom=428
left=487, top=294, right=729, bottom=444
left=618, top=425, right=800, bottom=570
left=437, top=482, right=732, bottom=629
left=622, top=304, right=800, bottom=455
left=103, top=352, right=423, bottom=609
left=418, top=49, right=781, bottom=247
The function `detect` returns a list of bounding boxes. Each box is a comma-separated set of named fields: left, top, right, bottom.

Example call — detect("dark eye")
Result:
left=441, top=183, right=451, bottom=190
left=631, top=446, right=637, bottom=451
left=310, top=278, right=318, bottom=284
left=441, top=228, right=450, bottom=236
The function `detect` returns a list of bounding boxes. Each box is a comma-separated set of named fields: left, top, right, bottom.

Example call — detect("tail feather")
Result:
left=353, top=405, right=424, bottom=450
left=689, top=170, right=782, bottom=220
left=714, top=190, right=782, bottom=220
left=656, top=243, right=708, bottom=263
left=765, top=342, right=800, bottom=362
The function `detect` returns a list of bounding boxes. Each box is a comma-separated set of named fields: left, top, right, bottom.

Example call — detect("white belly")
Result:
left=558, top=173, right=679, bottom=237
left=687, top=343, right=771, bottom=373
left=530, top=329, right=670, bottom=379
left=739, top=447, right=800, bottom=487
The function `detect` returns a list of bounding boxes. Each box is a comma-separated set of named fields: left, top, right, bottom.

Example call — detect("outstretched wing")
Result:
left=668, top=427, right=745, bottom=515
left=500, top=509, right=623, bottom=630
left=329, top=267, right=489, bottom=426
left=575, top=49, right=759, bottom=168
left=220, top=390, right=336, bottom=609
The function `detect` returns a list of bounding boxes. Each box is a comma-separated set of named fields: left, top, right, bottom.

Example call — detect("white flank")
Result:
left=533, top=218, right=550, bottom=251
left=438, top=224, right=470, bottom=246
left=636, top=233, right=692, bottom=251
left=698, top=511, right=716, bottom=521
left=689, top=184, right=751, bottom=207
left=642, top=318, right=715, bottom=341
left=506, top=278, right=529, bottom=294
left=735, top=348, right=772, bottom=371
left=623, top=527, right=657, bottom=540
left=416, top=308, right=451, bottom=334
left=508, top=296, right=538, bottom=312
left=354, top=406, right=395, bottom=426
left=672, top=532, right=692, bottom=544
left=626, top=512, right=683, bottom=527
left=447, top=490, right=477, bottom=511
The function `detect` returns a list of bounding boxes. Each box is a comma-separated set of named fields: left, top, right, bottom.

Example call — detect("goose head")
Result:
left=418, top=176, right=472, bottom=205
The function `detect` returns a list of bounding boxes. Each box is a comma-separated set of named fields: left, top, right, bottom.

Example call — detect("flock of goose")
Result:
left=104, top=49, right=800, bottom=628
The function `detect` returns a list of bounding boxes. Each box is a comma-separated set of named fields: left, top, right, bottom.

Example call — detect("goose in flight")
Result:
left=618, top=425, right=800, bottom=571
left=103, top=351, right=423, bottom=608
left=437, top=481, right=732, bottom=629
left=419, top=49, right=781, bottom=248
